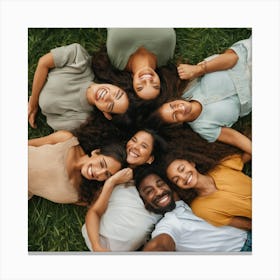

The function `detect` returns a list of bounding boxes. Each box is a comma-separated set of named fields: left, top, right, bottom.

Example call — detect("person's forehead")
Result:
left=140, top=173, right=161, bottom=188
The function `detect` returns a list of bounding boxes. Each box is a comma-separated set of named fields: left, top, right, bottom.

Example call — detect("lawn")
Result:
left=28, top=28, right=252, bottom=252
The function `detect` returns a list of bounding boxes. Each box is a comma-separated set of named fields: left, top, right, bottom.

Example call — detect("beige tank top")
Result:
left=28, top=137, right=80, bottom=203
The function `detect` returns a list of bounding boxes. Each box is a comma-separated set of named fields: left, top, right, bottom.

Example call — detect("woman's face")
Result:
left=158, top=100, right=192, bottom=123
left=91, top=84, right=129, bottom=116
left=166, top=159, right=197, bottom=189
left=126, top=131, right=154, bottom=167
left=81, top=150, right=122, bottom=181
left=133, top=67, right=160, bottom=100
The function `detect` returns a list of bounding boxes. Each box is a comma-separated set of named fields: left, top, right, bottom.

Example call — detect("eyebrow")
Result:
left=109, top=102, right=114, bottom=112
left=102, top=157, right=108, bottom=169
left=169, top=104, right=176, bottom=121
left=116, top=90, right=124, bottom=100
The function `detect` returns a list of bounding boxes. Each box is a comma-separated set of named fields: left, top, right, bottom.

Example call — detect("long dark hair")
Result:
left=158, top=125, right=242, bottom=204
left=79, top=142, right=127, bottom=205
left=73, top=111, right=127, bottom=205
left=162, top=124, right=242, bottom=174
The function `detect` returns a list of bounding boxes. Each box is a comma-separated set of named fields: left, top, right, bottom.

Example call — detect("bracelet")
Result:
left=197, top=60, right=207, bottom=75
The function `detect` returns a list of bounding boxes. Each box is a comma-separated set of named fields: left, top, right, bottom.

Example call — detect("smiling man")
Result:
left=134, top=164, right=252, bottom=252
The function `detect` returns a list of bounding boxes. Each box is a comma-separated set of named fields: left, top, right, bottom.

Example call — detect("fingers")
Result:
left=28, top=114, right=37, bottom=129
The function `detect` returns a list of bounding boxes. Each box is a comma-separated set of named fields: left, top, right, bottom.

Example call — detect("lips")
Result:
left=87, top=165, right=95, bottom=179
left=183, top=173, right=193, bottom=186
left=127, top=148, right=139, bottom=158
left=154, top=193, right=171, bottom=207
left=140, top=74, right=153, bottom=80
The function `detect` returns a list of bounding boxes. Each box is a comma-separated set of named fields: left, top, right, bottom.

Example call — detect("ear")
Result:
left=146, top=155, right=155, bottom=164
left=102, top=111, right=112, bottom=120
left=91, top=149, right=100, bottom=156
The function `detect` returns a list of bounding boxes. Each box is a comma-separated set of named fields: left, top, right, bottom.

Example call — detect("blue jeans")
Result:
left=240, top=231, right=252, bottom=251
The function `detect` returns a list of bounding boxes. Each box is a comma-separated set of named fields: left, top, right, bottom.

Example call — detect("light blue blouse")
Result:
left=182, top=37, right=252, bottom=142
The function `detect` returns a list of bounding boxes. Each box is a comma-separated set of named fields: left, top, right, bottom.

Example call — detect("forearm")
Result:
left=200, top=49, right=238, bottom=74
left=85, top=210, right=104, bottom=251
left=228, top=216, right=252, bottom=231
left=218, top=127, right=252, bottom=155
left=28, top=130, right=72, bottom=146
left=30, top=53, right=55, bottom=103
left=142, top=234, right=175, bottom=251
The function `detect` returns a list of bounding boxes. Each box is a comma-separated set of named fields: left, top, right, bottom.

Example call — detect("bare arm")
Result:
left=85, top=168, right=133, bottom=252
left=28, top=130, right=73, bottom=147
left=177, top=49, right=238, bottom=80
left=218, top=127, right=252, bottom=156
left=142, top=234, right=176, bottom=251
left=228, top=216, right=252, bottom=231
left=28, top=52, right=55, bottom=128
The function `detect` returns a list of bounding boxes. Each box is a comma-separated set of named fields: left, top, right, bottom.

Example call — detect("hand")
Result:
left=93, top=243, right=111, bottom=252
left=107, top=168, right=133, bottom=186
left=177, top=63, right=203, bottom=80
left=28, top=96, right=38, bottom=128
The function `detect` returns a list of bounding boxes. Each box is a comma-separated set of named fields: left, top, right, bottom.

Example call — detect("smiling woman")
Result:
left=28, top=43, right=130, bottom=131
left=106, top=28, right=176, bottom=100
left=28, top=129, right=128, bottom=205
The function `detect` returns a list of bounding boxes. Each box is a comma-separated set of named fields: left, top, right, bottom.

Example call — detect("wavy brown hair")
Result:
left=73, top=111, right=127, bottom=205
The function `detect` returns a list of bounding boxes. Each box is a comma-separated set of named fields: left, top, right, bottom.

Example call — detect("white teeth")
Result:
left=129, top=150, right=139, bottom=158
left=187, top=174, right=192, bottom=184
left=140, top=74, right=152, bottom=80
left=88, top=166, right=92, bottom=177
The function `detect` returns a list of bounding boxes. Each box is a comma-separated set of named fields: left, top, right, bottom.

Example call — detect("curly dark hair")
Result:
left=91, top=48, right=188, bottom=131
left=78, top=142, right=127, bottom=205
left=72, top=111, right=127, bottom=205
left=161, top=124, right=242, bottom=174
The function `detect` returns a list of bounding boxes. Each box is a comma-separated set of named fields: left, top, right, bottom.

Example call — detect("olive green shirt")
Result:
left=106, top=28, right=176, bottom=70
left=39, top=43, right=94, bottom=132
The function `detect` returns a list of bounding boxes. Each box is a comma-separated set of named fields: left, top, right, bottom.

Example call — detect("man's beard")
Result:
left=145, top=190, right=176, bottom=215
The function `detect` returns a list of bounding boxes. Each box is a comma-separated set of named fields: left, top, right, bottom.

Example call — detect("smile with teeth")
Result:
left=184, top=173, right=193, bottom=185
left=96, top=88, right=108, bottom=100
left=128, top=149, right=139, bottom=158
left=87, top=165, right=95, bottom=179
left=140, top=73, right=153, bottom=80
left=155, top=194, right=170, bottom=207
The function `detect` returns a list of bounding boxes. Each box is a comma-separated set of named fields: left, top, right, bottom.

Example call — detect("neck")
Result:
left=126, top=47, right=157, bottom=73
left=86, top=83, right=96, bottom=106
left=66, top=146, right=87, bottom=189
left=194, top=173, right=216, bottom=196
left=189, top=100, right=202, bottom=121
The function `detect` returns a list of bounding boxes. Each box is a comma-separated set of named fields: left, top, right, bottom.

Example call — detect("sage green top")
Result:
left=38, top=43, right=94, bottom=132
left=106, top=28, right=176, bottom=70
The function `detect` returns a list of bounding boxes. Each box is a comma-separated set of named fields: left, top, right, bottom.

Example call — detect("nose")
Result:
left=95, top=168, right=107, bottom=180
left=154, top=186, right=164, bottom=196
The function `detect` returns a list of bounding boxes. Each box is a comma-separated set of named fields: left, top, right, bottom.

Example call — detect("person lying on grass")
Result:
left=28, top=129, right=131, bottom=205
left=83, top=128, right=167, bottom=251
left=148, top=37, right=252, bottom=157
left=28, top=43, right=131, bottom=132
left=134, top=164, right=251, bottom=252
left=163, top=142, right=252, bottom=231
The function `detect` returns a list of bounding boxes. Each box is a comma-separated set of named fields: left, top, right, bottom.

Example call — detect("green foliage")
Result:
left=28, top=28, right=252, bottom=251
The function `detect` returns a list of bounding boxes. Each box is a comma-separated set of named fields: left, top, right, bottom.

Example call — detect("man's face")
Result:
left=138, top=174, right=176, bottom=215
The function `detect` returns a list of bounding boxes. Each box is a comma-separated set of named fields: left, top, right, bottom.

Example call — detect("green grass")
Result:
left=28, top=28, right=252, bottom=251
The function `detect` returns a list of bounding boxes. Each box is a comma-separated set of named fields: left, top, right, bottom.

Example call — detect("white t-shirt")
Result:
left=152, top=200, right=247, bottom=252
left=82, top=184, right=161, bottom=251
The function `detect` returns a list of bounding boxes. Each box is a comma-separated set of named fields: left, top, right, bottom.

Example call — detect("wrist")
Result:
left=197, top=61, right=207, bottom=76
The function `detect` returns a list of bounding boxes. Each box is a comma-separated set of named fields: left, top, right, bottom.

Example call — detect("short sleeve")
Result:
left=219, top=155, right=244, bottom=171
left=190, top=121, right=221, bottom=142
left=152, top=212, right=182, bottom=244
left=229, top=37, right=252, bottom=66
left=51, top=43, right=91, bottom=68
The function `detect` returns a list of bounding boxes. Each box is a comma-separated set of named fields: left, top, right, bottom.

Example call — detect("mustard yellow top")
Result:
left=190, top=155, right=252, bottom=226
